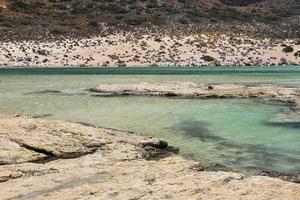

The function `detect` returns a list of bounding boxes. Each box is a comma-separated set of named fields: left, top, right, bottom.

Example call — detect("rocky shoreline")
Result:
left=90, top=82, right=300, bottom=126
left=1, top=114, right=300, bottom=200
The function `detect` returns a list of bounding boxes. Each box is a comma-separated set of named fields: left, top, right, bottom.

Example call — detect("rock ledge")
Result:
left=0, top=115, right=300, bottom=199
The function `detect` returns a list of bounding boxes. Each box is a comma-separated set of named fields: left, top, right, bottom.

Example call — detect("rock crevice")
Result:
left=0, top=115, right=300, bottom=200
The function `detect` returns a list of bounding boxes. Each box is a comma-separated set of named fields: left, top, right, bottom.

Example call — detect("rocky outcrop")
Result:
left=90, top=82, right=300, bottom=126
left=0, top=115, right=300, bottom=200
left=90, top=82, right=299, bottom=101
left=259, top=171, right=300, bottom=183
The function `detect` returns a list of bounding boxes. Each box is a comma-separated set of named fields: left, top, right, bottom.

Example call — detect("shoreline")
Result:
left=1, top=66, right=300, bottom=76
left=1, top=65, right=300, bottom=69
left=0, top=114, right=300, bottom=199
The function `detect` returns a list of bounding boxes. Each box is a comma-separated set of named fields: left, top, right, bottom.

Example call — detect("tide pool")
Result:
left=0, top=67, right=299, bottom=174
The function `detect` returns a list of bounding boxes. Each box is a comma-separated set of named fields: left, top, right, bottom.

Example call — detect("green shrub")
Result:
left=89, top=20, right=98, bottom=27
left=50, top=27, right=67, bottom=35
left=126, top=15, right=148, bottom=26
left=109, top=3, right=128, bottom=14
left=178, top=18, right=189, bottom=24
left=10, top=0, right=45, bottom=12
left=282, top=46, right=294, bottom=53
left=201, top=55, right=215, bottom=62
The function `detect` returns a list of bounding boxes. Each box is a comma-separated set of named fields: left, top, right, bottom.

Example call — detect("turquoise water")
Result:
left=1, top=66, right=300, bottom=75
left=0, top=67, right=300, bottom=174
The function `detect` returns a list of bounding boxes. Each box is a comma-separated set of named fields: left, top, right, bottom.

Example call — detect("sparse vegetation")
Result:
left=50, top=27, right=67, bottom=35
left=88, top=20, right=98, bottom=27
left=0, top=0, right=299, bottom=39
left=10, top=0, right=46, bottom=12
left=282, top=46, right=294, bottom=53
left=201, top=55, right=215, bottom=62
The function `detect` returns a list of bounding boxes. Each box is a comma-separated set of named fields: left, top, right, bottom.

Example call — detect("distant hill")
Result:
left=0, top=0, right=299, bottom=39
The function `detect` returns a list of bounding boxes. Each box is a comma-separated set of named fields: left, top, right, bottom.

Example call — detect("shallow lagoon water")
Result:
left=0, top=67, right=300, bottom=174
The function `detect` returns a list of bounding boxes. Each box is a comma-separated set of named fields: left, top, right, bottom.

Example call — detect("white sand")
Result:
left=0, top=32, right=299, bottom=67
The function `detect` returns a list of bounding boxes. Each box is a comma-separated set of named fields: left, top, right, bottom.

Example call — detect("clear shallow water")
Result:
left=0, top=67, right=300, bottom=174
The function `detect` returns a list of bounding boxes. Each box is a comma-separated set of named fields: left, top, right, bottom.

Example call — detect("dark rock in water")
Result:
left=265, top=121, right=300, bottom=128
left=254, top=98, right=296, bottom=106
left=206, top=163, right=232, bottom=172
left=166, top=146, right=180, bottom=154
left=208, top=85, right=214, bottom=90
left=36, top=90, right=62, bottom=94
left=32, top=114, right=52, bottom=119
left=139, top=138, right=168, bottom=149
left=164, top=92, right=178, bottom=97
left=24, top=90, right=87, bottom=97
left=259, top=171, right=300, bottom=183
left=77, top=121, right=98, bottom=128
left=24, top=90, right=62, bottom=95
left=144, top=145, right=180, bottom=161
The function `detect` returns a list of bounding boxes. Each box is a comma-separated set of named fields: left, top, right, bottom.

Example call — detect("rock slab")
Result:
left=0, top=115, right=300, bottom=200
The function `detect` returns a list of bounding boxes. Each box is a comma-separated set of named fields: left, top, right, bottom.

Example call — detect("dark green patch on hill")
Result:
left=0, top=0, right=299, bottom=40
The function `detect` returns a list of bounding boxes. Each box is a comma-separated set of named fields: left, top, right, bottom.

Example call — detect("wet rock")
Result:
left=259, top=171, right=300, bottom=183
left=139, top=138, right=168, bottom=149
left=164, top=92, right=178, bottom=97
left=32, top=114, right=52, bottom=119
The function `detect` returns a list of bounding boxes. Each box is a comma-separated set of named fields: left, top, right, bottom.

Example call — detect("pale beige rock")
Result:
left=91, top=82, right=300, bottom=125
left=0, top=116, right=300, bottom=200
left=91, top=82, right=298, bottom=99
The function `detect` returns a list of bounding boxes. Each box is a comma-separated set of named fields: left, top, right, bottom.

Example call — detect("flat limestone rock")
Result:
left=0, top=136, right=46, bottom=165
left=91, top=82, right=300, bottom=127
left=0, top=116, right=108, bottom=165
left=91, top=82, right=299, bottom=101
left=0, top=115, right=300, bottom=200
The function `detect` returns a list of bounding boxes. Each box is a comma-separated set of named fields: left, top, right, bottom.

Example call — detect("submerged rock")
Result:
left=90, top=82, right=300, bottom=130
left=24, top=90, right=62, bottom=95
left=268, top=110, right=300, bottom=127
left=139, top=138, right=168, bottom=149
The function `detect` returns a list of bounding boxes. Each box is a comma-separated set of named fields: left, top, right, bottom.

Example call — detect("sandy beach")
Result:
left=0, top=32, right=299, bottom=68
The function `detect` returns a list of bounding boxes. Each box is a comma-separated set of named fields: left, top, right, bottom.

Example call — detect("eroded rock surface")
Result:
left=91, top=82, right=299, bottom=101
left=0, top=115, right=300, bottom=200
left=91, top=82, right=300, bottom=126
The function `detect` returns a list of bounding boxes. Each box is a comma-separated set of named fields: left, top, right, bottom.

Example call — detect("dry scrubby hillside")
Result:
left=0, top=0, right=299, bottom=40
